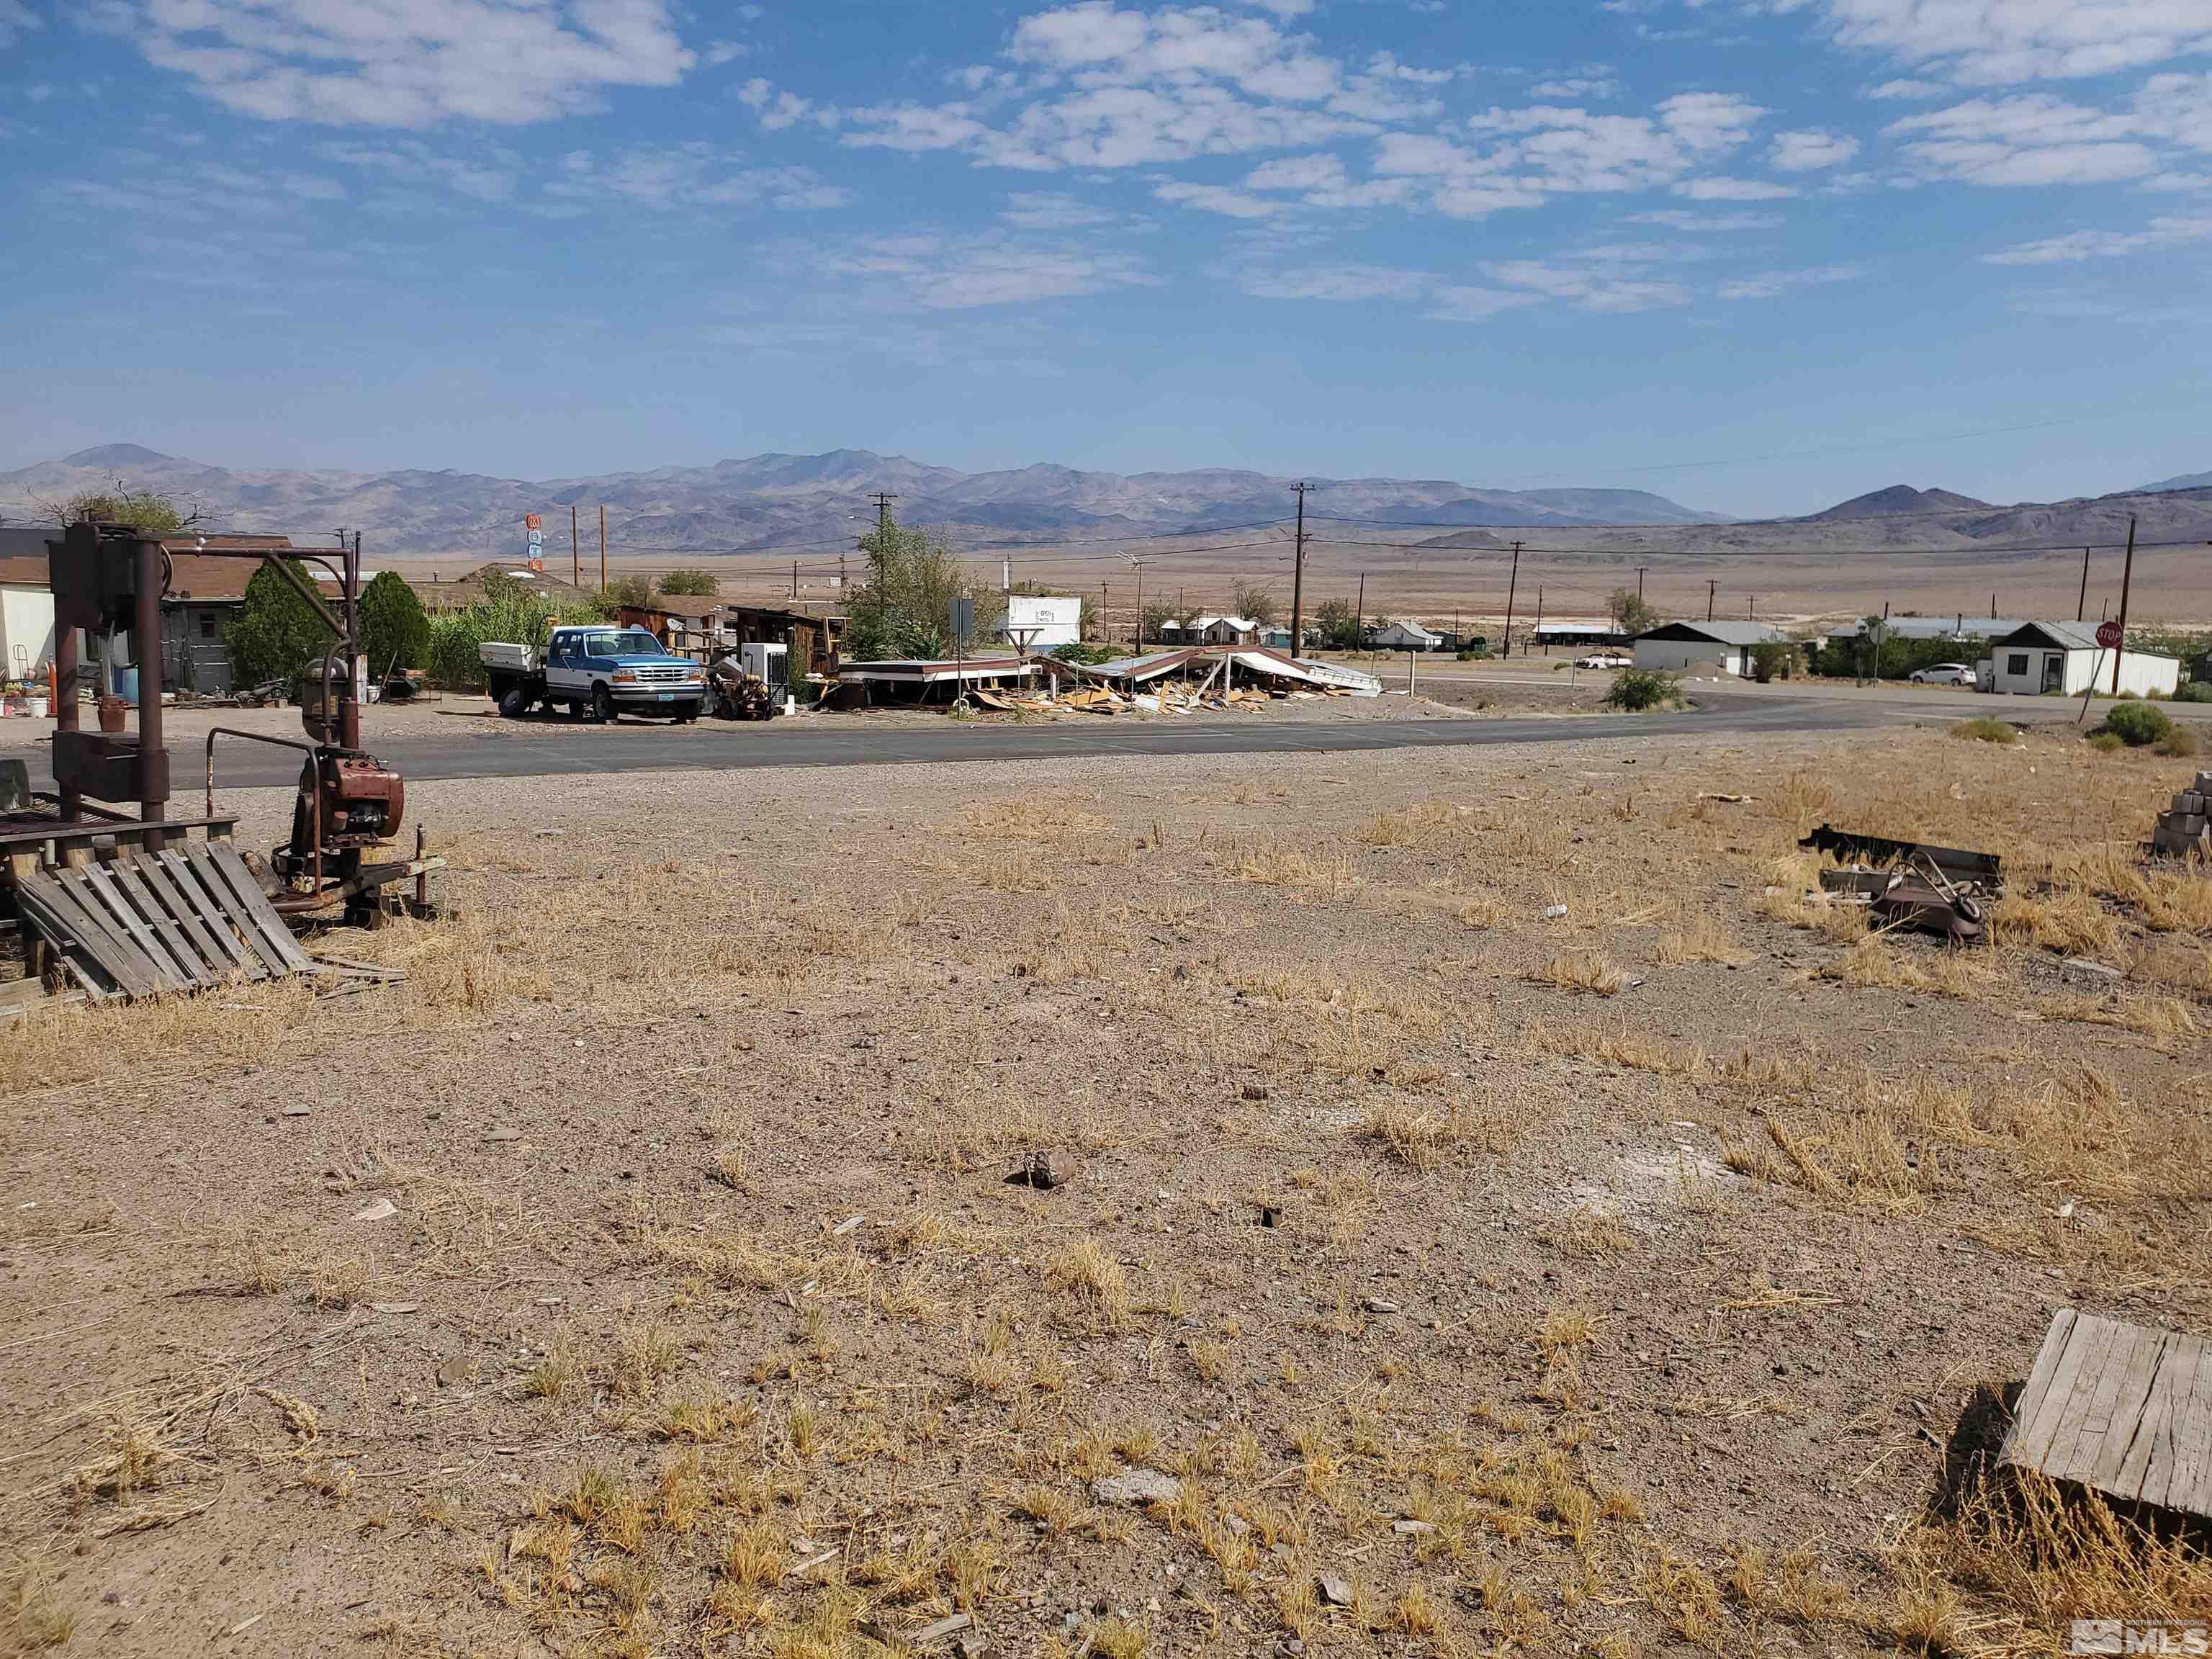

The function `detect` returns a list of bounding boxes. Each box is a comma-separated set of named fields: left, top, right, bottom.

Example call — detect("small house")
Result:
left=1632, top=620, right=1783, bottom=678
left=1988, top=622, right=2179, bottom=698
left=1190, top=614, right=1258, bottom=646
left=1371, top=619, right=1444, bottom=652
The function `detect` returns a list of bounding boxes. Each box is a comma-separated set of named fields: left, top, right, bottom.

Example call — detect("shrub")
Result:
left=1951, top=716, right=2016, bottom=745
left=2178, top=682, right=2212, bottom=703
left=1604, top=667, right=1681, bottom=712
left=656, top=568, right=719, bottom=597
left=1457, top=644, right=1492, bottom=662
left=1749, top=640, right=1797, bottom=683
left=426, top=570, right=609, bottom=691
left=2156, top=727, right=2200, bottom=759
left=358, top=570, right=430, bottom=674
left=228, top=560, right=331, bottom=686
left=2088, top=732, right=2125, bottom=753
left=2100, top=701, right=2172, bottom=747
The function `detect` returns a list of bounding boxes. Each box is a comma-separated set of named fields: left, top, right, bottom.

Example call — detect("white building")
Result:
left=1987, top=621, right=2180, bottom=698
left=1190, top=614, right=1258, bottom=645
left=1632, top=620, right=1784, bottom=678
left=0, top=534, right=56, bottom=679
left=1002, top=593, right=1082, bottom=650
left=1370, top=619, right=1444, bottom=651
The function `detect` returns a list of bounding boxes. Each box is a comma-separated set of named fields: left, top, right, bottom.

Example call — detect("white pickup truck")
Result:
left=480, top=625, right=707, bottom=723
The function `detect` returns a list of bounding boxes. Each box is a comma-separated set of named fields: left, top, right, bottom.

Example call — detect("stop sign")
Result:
left=2096, top=619, right=2124, bottom=650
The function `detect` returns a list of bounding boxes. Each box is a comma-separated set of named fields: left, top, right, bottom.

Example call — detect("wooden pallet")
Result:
left=12, top=841, right=318, bottom=1001
left=2002, top=1308, right=2212, bottom=1520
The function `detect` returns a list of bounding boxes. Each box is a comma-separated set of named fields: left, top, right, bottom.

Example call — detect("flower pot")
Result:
left=97, top=695, right=127, bottom=734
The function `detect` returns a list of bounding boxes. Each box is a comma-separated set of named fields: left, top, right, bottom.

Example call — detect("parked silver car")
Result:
left=1908, top=662, right=1977, bottom=685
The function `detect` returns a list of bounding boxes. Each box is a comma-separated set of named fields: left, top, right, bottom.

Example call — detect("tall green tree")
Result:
left=358, top=570, right=430, bottom=673
left=1315, top=597, right=1362, bottom=650
left=1606, top=588, right=1660, bottom=635
left=228, top=560, right=332, bottom=685
left=656, top=569, right=719, bottom=597
left=845, top=515, right=995, bottom=661
left=599, top=575, right=655, bottom=608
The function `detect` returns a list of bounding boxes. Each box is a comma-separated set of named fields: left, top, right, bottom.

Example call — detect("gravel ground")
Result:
left=2, top=719, right=2208, bottom=1659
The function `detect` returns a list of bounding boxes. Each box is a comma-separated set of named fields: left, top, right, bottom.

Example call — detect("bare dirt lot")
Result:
left=6, top=718, right=2212, bottom=1659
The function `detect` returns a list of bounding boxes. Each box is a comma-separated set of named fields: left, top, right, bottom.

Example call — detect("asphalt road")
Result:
left=21, top=695, right=1926, bottom=791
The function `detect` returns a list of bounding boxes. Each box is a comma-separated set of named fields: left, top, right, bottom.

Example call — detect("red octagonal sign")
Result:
left=2096, top=620, right=2124, bottom=650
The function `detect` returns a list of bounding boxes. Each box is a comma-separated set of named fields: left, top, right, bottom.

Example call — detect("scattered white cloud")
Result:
left=1530, top=73, right=1621, bottom=101
left=96, top=0, right=694, bottom=127
left=1769, top=127, right=1858, bottom=169
left=1887, top=94, right=2157, bottom=185
left=1865, top=77, right=1946, bottom=100
left=1481, top=255, right=1691, bottom=310
left=1717, top=263, right=1868, bottom=299
left=2136, top=73, right=2212, bottom=153
left=1629, top=206, right=1785, bottom=229
left=320, top=138, right=519, bottom=202
left=825, top=235, right=1159, bottom=308
left=702, top=40, right=750, bottom=68
left=1154, top=178, right=1281, bottom=216
left=1791, top=0, right=2212, bottom=89
left=1674, top=176, right=1798, bottom=199
left=1426, top=284, right=1544, bottom=321
left=739, top=77, right=842, bottom=132
left=545, top=144, right=848, bottom=212
left=0, top=0, right=40, bottom=47
left=1000, top=190, right=1120, bottom=228
left=1242, top=264, right=1433, bottom=301
left=1981, top=213, right=2212, bottom=264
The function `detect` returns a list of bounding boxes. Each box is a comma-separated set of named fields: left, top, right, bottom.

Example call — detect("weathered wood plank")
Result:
left=130, top=855, right=235, bottom=984
left=2121, top=1333, right=2200, bottom=1506
left=2053, top=1321, right=2159, bottom=1488
left=184, top=845, right=290, bottom=978
left=108, top=862, right=209, bottom=987
left=2033, top=1313, right=2129, bottom=1486
left=2162, top=1336, right=2212, bottom=1517
left=14, top=874, right=156, bottom=1000
left=76, top=865, right=188, bottom=989
left=2010, top=1309, right=2100, bottom=1473
left=207, top=844, right=317, bottom=974
left=2089, top=1326, right=2175, bottom=1493
left=154, top=850, right=265, bottom=981
left=2005, top=1308, right=2080, bottom=1470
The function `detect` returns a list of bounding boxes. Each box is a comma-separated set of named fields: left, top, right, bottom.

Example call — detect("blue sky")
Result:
left=0, top=0, right=2206, bottom=516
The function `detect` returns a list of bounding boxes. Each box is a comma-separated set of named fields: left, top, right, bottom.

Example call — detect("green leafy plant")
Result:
left=45, top=488, right=187, bottom=536
left=426, top=570, right=609, bottom=691
left=656, top=569, right=719, bottom=597
left=598, top=575, right=655, bottom=608
left=1315, top=597, right=1362, bottom=651
left=358, top=571, right=429, bottom=675
left=2099, top=701, right=2172, bottom=747
left=1950, top=716, right=2016, bottom=745
left=844, top=512, right=997, bottom=662
left=1604, top=667, right=1681, bottom=711
left=2175, top=682, right=2212, bottom=703
left=227, top=560, right=331, bottom=686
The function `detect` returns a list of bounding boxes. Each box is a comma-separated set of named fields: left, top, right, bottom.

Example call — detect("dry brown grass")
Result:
left=1358, top=1097, right=1511, bottom=1170
left=1654, top=910, right=1744, bottom=966
left=1524, top=950, right=1624, bottom=996
left=1043, top=1238, right=1134, bottom=1330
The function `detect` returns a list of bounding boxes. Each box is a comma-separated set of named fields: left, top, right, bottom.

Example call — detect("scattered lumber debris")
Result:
left=2149, top=772, right=2212, bottom=860
left=2002, top=1308, right=2212, bottom=1520
left=1799, top=824, right=2003, bottom=887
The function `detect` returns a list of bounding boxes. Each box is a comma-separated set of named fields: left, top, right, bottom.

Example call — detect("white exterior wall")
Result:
left=1990, top=646, right=2179, bottom=698
left=1634, top=638, right=1742, bottom=676
left=1005, top=594, right=1081, bottom=649
left=0, top=585, right=56, bottom=675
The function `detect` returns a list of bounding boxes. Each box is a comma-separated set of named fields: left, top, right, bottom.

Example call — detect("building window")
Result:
left=198, top=613, right=216, bottom=639
left=2007, top=653, right=2029, bottom=675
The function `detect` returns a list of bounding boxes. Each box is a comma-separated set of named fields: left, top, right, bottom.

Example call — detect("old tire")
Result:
left=592, top=685, right=614, bottom=724
left=675, top=701, right=701, bottom=724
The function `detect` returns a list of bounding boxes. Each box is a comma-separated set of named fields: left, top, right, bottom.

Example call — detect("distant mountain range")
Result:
left=0, top=444, right=1726, bottom=562
left=2141, top=469, right=2212, bottom=493
left=1804, top=485, right=1992, bottom=521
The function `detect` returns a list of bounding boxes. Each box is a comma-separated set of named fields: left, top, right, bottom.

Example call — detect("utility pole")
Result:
left=1748, top=595, right=1756, bottom=620
left=1503, top=541, right=1522, bottom=658
left=1706, top=579, right=1717, bottom=621
left=1356, top=572, right=1367, bottom=653
left=871, top=493, right=898, bottom=539
left=1534, top=585, right=1545, bottom=653
left=1990, top=591, right=1997, bottom=619
left=1635, top=565, right=1647, bottom=603
left=1100, top=581, right=1108, bottom=645
left=571, top=502, right=580, bottom=588
left=792, top=560, right=799, bottom=602
left=2077, top=547, right=2090, bottom=623
left=2110, top=514, right=2137, bottom=696
left=1291, top=481, right=1312, bottom=660
left=598, top=504, right=606, bottom=591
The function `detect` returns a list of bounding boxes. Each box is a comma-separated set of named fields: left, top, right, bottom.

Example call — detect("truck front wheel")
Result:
left=592, top=685, right=615, bottom=724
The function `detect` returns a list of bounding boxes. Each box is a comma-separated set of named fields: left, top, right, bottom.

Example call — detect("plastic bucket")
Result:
left=25, top=697, right=47, bottom=718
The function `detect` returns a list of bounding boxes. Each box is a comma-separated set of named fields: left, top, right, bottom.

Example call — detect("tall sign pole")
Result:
left=2110, top=515, right=2137, bottom=697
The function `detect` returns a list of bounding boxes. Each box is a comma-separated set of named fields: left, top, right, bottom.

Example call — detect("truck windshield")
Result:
left=578, top=630, right=665, bottom=657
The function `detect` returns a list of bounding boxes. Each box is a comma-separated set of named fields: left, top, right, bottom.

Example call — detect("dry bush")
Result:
left=1655, top=910, right=1743, bottom=966
left=2038, top=991, right=2198, bottom=1042
left=1359, top=1097, right=1511, bottom=1170
left=1719, top=1111, right=1925, bottom=1212
left=1359, top=800, right=1463, bottom=849
left=1817, top=936, right=1998, bottom=999
left=1524, top=950, right=1624, bottom=996
left=1233, top=838, right=1357, bottom=896
left=1893, top=1472, right=2212, bottom=1655
left=1992, top=890, right=2124, bottom=960
left=1044, top=1238, right=1133, bottom=1330
left=3, top=1560, right=76, bottom=1654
